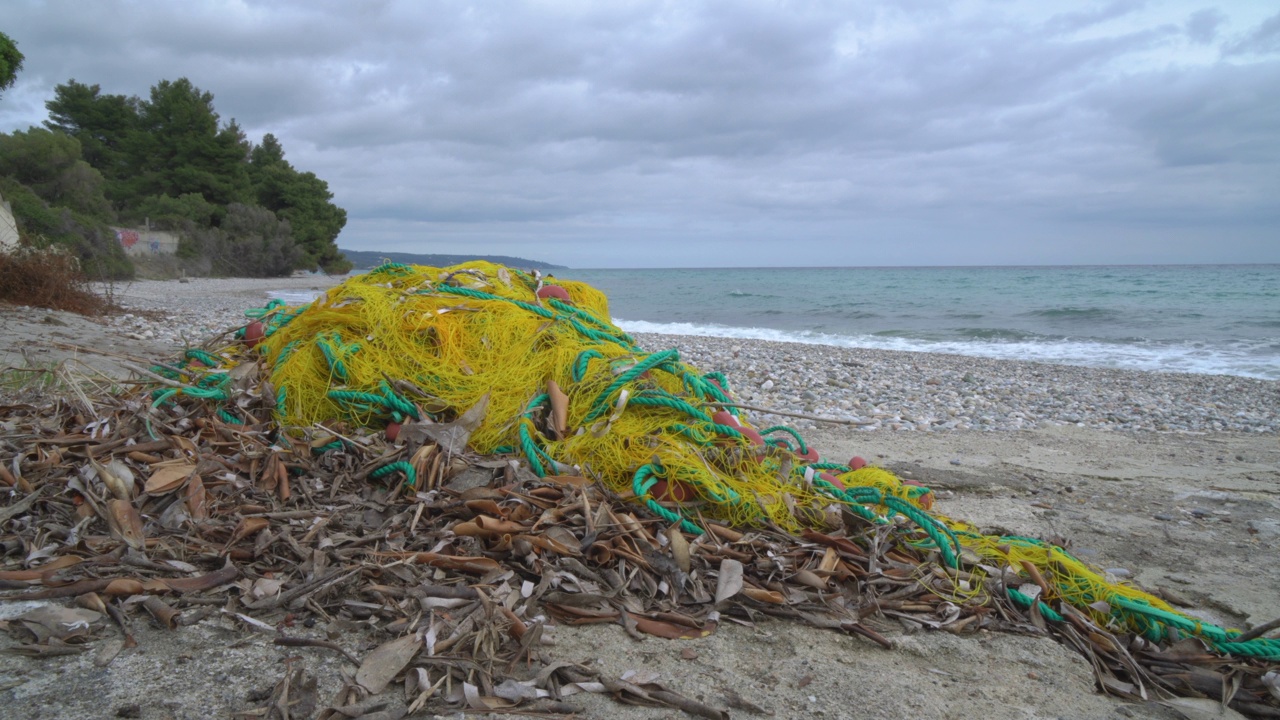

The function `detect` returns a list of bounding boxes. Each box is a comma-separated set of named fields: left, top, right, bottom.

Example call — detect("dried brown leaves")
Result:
left=1, top=360, right=1278, bottom=718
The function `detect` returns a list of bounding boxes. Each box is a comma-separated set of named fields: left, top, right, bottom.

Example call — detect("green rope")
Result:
left=759, top=425, right=808, bottom=454
left=631, top=464, right=703, bottom=535
left=370, top=461, right=417, bottom=488
left=217, top=408, right=243, bottom=424
left=628, top=393, right=712, bottom=423
left=583, top=349, right=680, bottom=423
left=1007, top=587, right=1065, bottom=622
left=518, top=421, right=550, bottom=477
left=572, top=349, right=606, bottom=382
left=546, top=297, right=635, bottom=344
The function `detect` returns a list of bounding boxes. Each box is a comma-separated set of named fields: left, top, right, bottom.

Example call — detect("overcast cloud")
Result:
left=3, top=0, right=1277, bottom=267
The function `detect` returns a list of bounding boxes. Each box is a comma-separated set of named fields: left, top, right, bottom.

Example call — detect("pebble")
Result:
left=88, top=283, right=1280, bottom=437
left=635, top=333, right=1280, bottom=434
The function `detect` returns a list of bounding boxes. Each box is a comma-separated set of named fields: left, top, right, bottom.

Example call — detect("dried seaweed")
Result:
left=1, top=358, right=1278, bottom=718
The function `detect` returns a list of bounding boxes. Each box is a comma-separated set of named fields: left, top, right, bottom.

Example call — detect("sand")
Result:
left=1, top=277, right=1277, bottom=720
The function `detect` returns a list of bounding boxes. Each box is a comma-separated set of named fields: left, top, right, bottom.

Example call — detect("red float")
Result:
left=848, top=456, right=867, bottom=470
left=819, top=471, right=846, bottom=490
left=711, top=411, right=741, bottom=427
left=385, top=421, right=402, bottom=442
left=738, top=426, right=765, bottom=447
left=795, top=446, right=820, bottom=463
left=650, top=479, right=695, bottom=502
left=243, top=321, right=265, bottom=348
left=903, top=479, right=935, bottom=510
left=536, top=285, right=571, bottom=302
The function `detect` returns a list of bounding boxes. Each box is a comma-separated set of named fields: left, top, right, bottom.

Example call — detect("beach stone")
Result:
left=1247, top=520, right=1280, bottom=539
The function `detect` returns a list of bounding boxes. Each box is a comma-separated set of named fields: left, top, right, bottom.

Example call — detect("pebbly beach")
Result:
left=4, top=275, right=1276, bottom=436
left=2, top=275, right=1279, bottom=720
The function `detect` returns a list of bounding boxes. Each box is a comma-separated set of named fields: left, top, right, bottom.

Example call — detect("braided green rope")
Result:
left=572, top=349, right=607, bottom=382
left=184, top=349, right=222, bottom=367
left=370, top=461, right=417, bottom=488
left=436, top=284, right=556, bottom=319
left=632, top=464, right=703, bottom=535
left=217, top=408, right=243, bottom=425
left=628, top=393, right=713, bottom=423
left=546, top=297, right=636, bottom=344
left=759, top=425, right=808, bottom=454
left=1007, top=587, right=1065, bottom=622
left=583, top=349, right=681, bottom=423
left=518, top=421, right=549, bottom=477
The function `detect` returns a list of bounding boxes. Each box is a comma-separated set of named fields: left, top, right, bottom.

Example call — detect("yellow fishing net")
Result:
left=235, top=261, right=1272, bottom=658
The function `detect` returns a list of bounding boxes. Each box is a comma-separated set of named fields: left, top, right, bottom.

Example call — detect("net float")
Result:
left=795, top=446, right=820, bottom=463
left=650, top=479, right=695, bottom=502
left=711, top=410, right=741, bottom=427
left=536, top=285, right=571, bottom=302
left=818, top=471, right=846, bottom=491
left=738, top=426, right=765, bottom=447
left=903, top=479, right=935, bottom=510
left=848, top=456, right=867, bottom=470
left=385, top=421, right=401, bottom=442
left=243, top=321, right=265, bottom=348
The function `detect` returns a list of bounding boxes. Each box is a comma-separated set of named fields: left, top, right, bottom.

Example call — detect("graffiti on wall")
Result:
left=113, top=227, right=179, bottom=257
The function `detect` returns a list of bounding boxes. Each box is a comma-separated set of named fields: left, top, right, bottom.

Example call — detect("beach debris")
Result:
left=2, top=262, right=1279, bottom=718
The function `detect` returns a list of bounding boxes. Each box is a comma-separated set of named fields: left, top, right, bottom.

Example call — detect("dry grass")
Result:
left=0, top=247, right=113, bottom=315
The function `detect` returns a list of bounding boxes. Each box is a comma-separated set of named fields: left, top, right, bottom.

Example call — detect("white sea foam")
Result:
left=263, top=286, right=1276, bottom=380
left=617, top=319, right=1279, bottom=380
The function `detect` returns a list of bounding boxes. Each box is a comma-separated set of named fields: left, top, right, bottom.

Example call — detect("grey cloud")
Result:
left=1223, top=10, right=1280, bottom=56
left=1186, top=8, right=1226, bottom=44
left=1, top=0, right=1277, bottom=267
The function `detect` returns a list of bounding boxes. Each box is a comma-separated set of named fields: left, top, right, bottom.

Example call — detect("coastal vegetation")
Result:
left=1, top=72, right=351, bottom=279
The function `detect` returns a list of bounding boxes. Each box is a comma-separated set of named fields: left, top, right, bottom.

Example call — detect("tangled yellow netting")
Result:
left=239, top=261, right=1274, bottom=659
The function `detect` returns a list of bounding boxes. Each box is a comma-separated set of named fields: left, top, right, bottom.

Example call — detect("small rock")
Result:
left=1246, top=519, right=1280, bottom=538
left=1154, top=513, right=1174, bottom=522
left=116, top=705, right=143, bottom=719
left=949, top=458, right=961, bottom=466
left=761, top=379, right=774, bottom=391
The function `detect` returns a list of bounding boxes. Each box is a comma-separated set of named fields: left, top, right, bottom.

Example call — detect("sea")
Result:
left=271, top=265, right=1280, bottom=381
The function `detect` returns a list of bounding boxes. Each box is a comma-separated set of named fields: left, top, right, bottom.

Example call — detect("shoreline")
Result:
left=2, top=277, right=1279, bottom=719
left=1, top=276, right=1275, bottom=435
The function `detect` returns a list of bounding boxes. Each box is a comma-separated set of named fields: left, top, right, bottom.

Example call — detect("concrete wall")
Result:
left=0, top=191, right=18, bottom=253
left=113, top=227, right=180, bottom=257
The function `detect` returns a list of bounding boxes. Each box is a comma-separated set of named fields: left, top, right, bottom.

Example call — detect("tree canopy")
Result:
left=3, top=75, right=354, bottom=276
left=0, top=31, right=22, bottom=97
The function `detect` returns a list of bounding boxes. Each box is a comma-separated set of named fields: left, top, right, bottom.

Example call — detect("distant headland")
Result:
left=339, top=248, right=567, bottom=271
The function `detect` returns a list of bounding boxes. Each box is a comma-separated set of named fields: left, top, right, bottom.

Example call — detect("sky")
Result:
left=2, top=1, right=1278, bottom=268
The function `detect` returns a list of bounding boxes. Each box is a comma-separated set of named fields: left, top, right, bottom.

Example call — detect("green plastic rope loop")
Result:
left=1007, top=587, right=1065, bottom=623
left=184, top=349, right=222, bottom=368
left=572, top=349, right=607, bottom=382
left=370, top=461, right=417, bottom=488
left=759, top=425, right=808, bottom=454
left=583, top=349, right=681, bottom=423
left=631, top=464, right=703, bottom=535
left=518, top=420, right=550, bottom=477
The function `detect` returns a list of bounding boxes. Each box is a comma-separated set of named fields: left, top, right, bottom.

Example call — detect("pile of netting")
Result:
left=153, top=261, right=1280, bottom=663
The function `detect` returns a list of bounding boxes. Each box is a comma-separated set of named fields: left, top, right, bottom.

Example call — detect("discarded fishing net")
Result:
left=3, top=261, right=1278, bottom=716
left=219, top=261, right=1276, bottom=664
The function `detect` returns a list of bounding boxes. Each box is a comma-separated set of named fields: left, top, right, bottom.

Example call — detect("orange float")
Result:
left=536, top=285, right=571, bottom=302
left=243, top=321, right=265, bottom=348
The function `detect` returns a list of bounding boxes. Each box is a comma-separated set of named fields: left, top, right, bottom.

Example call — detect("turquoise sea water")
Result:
left=554, top=265, right=1280, bottom=380
left=269, top=265, right=1280, bottom=380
